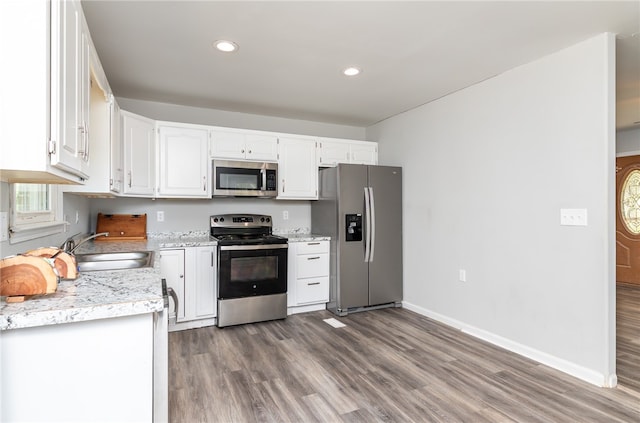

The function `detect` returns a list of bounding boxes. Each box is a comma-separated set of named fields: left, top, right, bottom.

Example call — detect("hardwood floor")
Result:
left=169, top=292, right=640, bottom=423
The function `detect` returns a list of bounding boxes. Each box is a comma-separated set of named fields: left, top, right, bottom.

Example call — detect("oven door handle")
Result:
left=220, top=244, right=289, bottom=251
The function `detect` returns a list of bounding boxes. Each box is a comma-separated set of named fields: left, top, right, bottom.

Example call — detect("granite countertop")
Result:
left=0, top=232, right=217, bottom=331
left=0, top=231, right=331, bottom=331
left=282, top=233, right=331, bottom=242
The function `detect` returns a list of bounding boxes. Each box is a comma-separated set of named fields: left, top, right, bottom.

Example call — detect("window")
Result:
left=9, top=183, right=65, bottom=243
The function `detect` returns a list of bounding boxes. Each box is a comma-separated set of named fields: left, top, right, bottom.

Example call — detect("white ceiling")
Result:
left=81, top=0, right=640, bottom=130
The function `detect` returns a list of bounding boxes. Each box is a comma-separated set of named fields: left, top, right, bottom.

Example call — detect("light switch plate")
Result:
left=560, top=208, right=588, bottom=226
left=0, top=212, right=8, bottom=241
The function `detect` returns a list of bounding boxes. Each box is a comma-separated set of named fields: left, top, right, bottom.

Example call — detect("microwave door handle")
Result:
left=261, top=168, right=266, bottom=190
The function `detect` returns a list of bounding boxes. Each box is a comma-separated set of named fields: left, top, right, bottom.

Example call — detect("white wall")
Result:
left=367, top=33, right=616, bottom=386
left=616, top=127, right=640, bottom=155
left=117, top=97, right=367, bottom=140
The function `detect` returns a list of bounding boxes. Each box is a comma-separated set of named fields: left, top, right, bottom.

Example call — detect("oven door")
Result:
left=218, top=244, right=288, bottom=299
left=213, top=160, right=277, bottom=197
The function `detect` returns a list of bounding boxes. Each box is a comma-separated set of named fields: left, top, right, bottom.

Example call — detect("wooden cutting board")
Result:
left=95, top=213, right=147, bottom=241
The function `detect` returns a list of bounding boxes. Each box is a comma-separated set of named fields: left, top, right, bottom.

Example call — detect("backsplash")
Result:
left=89, top=197, right=312, bottom=235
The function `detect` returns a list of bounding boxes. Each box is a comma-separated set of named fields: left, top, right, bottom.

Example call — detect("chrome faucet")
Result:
left=64, top=232, right=110, bottom=254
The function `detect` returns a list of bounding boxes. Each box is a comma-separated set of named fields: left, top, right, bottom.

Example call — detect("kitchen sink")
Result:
left=75, top=251, right=154, bottom=272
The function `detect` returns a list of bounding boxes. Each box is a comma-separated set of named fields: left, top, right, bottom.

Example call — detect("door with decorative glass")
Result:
left=616, top=155, right=640, bottom=284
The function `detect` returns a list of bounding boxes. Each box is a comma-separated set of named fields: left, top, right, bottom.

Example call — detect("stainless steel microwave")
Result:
left=212, top=160, right=278, bottom=197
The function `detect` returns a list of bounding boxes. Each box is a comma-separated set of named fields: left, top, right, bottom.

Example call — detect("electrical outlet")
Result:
left=560, top=208, right=587, bottom=226
left=157, top=211, right=165, bottom=222
left=459, top=269, right=467, bottom=282
left=283, top=210, right=289, bottom=220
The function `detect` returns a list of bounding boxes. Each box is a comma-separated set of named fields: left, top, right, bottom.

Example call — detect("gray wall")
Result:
left=616, top=127, right=640, bottom=155
left=117, top=97, right=367, bottom=140
left=367, top=33, right=616, bottom=386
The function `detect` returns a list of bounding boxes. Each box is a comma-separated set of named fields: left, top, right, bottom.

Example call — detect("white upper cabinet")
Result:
left=318, top=138, right=378, bottom=167
left=63, top=47, right=117, bottom=196
left=121, top=110, right=156, bottom=196
left=157, top=124, right=210, bottom=198
left=0, top=0, right=91, bottom=183
left=210, top=130, right=278, bottom=162
left=50, top=0, right=91, bottom=179
left=349, top=142, right=378, bottom=165
left=110, top=99, right=123, bottom=193
left=277, top=137, right=318, bottom=200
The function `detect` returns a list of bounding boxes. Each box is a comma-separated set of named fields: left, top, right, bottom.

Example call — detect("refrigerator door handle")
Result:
left=364, top=186, right=371, bottom=262
left=369, top=187, right=376, bottom=262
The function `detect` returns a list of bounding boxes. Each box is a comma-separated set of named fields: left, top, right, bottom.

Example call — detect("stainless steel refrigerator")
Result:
left=311, top=164, right=402, bottom=316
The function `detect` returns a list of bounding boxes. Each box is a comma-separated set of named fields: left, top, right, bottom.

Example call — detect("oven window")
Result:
left=230, top=256, right=278, bottom=282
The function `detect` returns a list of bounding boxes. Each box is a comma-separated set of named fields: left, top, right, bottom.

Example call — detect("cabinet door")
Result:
left=296, top=277, right=330, bottom=305
left=210, top=131, right=246, bottom=159
left=245, top=134, right=278, bottom=161
left=318, top=140, right=350, bottom=167
left=110, top=99, right=122, bottom=193
left=160, top=249, right=186, bottom=322
left=277, top=137, right=318, bottom=200
left=192, top=247, right=217, bottom=319
left=50, top=0, right=87, bottom=179
left=158, top=125, right=209, bottom=197
left=122, top=111, right=156, bottom=196
left=350, top=143, right=378, bottom=165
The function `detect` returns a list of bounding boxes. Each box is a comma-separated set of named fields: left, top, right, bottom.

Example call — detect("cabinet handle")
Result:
left=211, top=251, right=214, bottom=267
left=179, top=274, right=184, bottom=279
left=248, top=150, right=252, bottom=154
left=307, top=282, right=321, bottom=286
left=241, top=149, right=245, bottom=154
left=203, top=176, right=207, bottom=192
left=128, top=171, right=132, bottom=188
left=307, top=256, right=321, bottom=260
left=282, top=179, right=285, bottom=192
left=307, top=242, right=320, bottom=245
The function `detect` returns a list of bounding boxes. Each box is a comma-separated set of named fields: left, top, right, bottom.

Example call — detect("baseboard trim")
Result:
left=402, top=301, right=615, bottom=388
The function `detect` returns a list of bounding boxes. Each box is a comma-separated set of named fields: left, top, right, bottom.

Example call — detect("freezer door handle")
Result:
left=369, top=187, right=376, bottom=262
left=364, top=187, right=371, bottom=262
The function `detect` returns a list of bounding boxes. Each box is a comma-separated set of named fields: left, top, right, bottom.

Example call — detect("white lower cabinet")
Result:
left=288, top=240, right=330, bottom=313
left=160, top=246, right=217, bottom=330
left=1, top=314, right=153, bottom=422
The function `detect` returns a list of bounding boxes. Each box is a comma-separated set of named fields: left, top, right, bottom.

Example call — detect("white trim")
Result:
left=9, top=221, right=66, bottom=244
left=402, top=301, right=617, bottom=388
left=9, top=184, right=66, bottom=244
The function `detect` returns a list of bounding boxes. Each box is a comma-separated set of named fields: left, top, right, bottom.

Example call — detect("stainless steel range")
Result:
left=211, top=214, right=288, bottom=327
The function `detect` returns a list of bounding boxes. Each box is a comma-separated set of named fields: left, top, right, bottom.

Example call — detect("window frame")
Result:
left=9, top=183, right=66, bottom=244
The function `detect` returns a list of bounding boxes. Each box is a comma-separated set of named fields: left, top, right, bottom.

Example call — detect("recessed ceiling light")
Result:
left=343, top=67, right=361, bottom=77
left=214, top=40, right=238, bottom=53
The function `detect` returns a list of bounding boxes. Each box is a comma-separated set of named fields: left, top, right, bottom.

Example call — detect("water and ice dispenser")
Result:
left=345, top=214, right=362, bottom=242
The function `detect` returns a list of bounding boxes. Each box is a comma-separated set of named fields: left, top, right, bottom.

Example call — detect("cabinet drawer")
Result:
left=296, top=241, right=329, bottom=255
left=296, top=253, right=329, bottom=279
left=296, top=277, right=329, bottom=305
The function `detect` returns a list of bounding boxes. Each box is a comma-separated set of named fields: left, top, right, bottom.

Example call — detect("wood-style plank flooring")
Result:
left=169, top=289, right=640, bottom=422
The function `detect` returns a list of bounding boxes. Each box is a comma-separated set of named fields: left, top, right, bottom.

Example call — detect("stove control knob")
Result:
left=213, top=218, right=218, bottom=222
left=266, top=217, right=271, bottom=222
left=220, top=217, right=225, bottom=222
left=260, top=217, right=265, bottom=222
